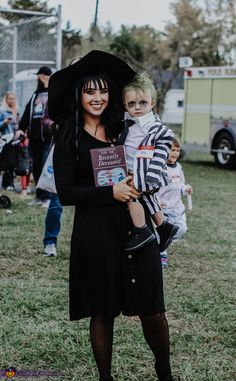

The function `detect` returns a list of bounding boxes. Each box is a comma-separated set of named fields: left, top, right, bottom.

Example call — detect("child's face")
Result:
left=168, top=144, right=181, bottom=164
left=123, top=89, right=155, bottom=117
left=6, top=94, right=16, bottom=107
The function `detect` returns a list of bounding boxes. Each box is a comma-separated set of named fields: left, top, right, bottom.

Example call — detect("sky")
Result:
left=0, top=0, right=175, bottom=33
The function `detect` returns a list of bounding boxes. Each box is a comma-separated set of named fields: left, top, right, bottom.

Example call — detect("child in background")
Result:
left=157, top=137, right=193, bottom=267
left=122, top=73, right=178, bottom=252
left=20, top=136, right=31, bottom=197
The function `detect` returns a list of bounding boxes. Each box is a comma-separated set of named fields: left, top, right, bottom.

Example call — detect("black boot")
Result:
left=99, top=377, right=114, bottom=381
left=155, top=360, right=172, bottom=381
left=156, top=221, right=179, bottom=252
left=155, top=363, right=181, bottom=381
left=125, top=225, right=155, bottom=251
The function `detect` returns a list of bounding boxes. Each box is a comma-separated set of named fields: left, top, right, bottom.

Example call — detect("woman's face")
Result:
left=81, top=80, right=109, bottom=117
left=6, top=94, right=16, bottom=107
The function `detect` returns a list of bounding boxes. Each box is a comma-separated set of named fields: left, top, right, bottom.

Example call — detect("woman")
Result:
left=0, top=91, right=20, bottom=190
left=19, top=66, right=53, bottom=207
left=49, top=51, right=179, bottom=381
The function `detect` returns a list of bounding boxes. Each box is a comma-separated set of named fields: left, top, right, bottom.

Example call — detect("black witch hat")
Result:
left=48, top=50, right=136, bottom=122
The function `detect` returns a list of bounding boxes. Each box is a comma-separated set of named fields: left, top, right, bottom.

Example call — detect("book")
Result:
left=90, top=145, right=128, bottom=187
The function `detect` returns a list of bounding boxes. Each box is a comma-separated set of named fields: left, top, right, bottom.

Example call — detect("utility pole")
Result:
left=90, top=0, right=99, bottom=42
left=94, top=0, right=99, bottom=29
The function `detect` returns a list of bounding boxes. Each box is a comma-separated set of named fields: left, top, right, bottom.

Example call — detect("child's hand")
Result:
left=186, top=184, right=193, bottom=195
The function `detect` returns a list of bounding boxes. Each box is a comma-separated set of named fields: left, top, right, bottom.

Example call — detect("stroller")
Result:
left=0, top=132, right=22, bottom=209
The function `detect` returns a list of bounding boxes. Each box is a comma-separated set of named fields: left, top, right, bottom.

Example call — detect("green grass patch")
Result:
left=0, top=152, right=235, bottom=380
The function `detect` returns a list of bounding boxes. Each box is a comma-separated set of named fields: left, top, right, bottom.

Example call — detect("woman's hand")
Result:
left=3, top=118, right=10, bottom=125
left=14, top=130, right=25, bottom=140
left=113, top=176, right=140, bottom=202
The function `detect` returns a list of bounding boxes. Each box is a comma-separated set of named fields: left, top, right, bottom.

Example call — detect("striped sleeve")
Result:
left=145, top=125, right=173, bottom=187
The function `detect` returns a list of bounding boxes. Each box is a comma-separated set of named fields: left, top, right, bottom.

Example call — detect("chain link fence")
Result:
left=0, top=6, right=62, bottom=109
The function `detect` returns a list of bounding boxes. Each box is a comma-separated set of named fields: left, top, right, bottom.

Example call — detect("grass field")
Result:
left=0, top=152, right=235, bottom=381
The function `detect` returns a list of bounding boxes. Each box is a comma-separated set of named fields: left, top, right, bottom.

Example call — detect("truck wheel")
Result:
left=214, top=133, right=236, bottom=169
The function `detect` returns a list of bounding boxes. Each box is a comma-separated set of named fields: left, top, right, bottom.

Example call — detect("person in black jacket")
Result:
left=19, top=66, right=53, bottom=207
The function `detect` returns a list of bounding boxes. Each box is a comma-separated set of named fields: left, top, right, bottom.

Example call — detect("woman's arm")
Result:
left=53, top=142, right=138, bottom=206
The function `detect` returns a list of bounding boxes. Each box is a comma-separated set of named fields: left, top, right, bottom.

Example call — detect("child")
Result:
left=19, top=136, right=31, bottom=197
left=122, top=73, right=178, bottom=252
left=158, top=137, right=193, bottom=267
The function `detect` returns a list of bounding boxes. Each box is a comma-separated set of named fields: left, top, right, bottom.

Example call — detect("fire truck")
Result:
left=182, top=66, right=236, bottom=169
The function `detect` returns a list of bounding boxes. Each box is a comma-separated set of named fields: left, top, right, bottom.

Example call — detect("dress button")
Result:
left=128, top=254, right=132, bottom=259
left=128, top=231, right=132, bottom=235
left=110, top=143, right=114, bottom=147
left=131, top=278, right=136, bottom=283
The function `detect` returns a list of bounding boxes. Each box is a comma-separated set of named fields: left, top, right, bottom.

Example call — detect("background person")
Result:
left=41, top=102, right=63, bottom=257
left=42, top=59, right=82, bottom=257
left=19, top=136, right=31, bottom=197
left=0, top=91, right=20, bottom=190
left=19, top=66, right=53, bottom=207
left=49, top=50, right=180, bottom=381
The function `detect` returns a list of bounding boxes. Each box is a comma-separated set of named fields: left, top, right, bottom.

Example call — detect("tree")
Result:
left=148, top=0, right=230, bottom=111
left=166, top=0, right=226, bottom=68
left=110, top=25, right=144, bottom=69
left=205, top=0, right=236, bottom=63
left=8, top=0, right=52, bottom=12
left=62, top=21, right=82, bottom=67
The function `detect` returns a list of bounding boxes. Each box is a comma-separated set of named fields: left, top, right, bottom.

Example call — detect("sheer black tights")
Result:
left=139, top=313, right=171, bottom=380
left=90, top=313, right=171, bottom=381
left=90, top=315, right=114, bottom=380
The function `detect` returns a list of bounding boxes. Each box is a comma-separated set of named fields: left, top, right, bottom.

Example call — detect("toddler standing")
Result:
left=158, top=137, right=193, bottom=267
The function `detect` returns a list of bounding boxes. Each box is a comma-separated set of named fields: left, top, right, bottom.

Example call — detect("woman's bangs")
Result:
left=82, top=74, right=109, bottom=92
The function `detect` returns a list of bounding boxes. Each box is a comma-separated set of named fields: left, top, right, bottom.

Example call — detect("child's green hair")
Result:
left=122, top=72, right=157, bottom=102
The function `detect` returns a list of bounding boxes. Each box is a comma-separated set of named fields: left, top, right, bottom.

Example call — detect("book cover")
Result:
left=90, top=145, right=127, bottom=187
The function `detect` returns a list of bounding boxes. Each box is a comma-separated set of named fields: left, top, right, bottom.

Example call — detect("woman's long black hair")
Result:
left=56, top=73, right=124, bottom=157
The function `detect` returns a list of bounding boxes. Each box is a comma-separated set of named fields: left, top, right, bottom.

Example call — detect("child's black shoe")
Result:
left=125, top=226, right=155, bottom=251
left=156, top=221, right=179, bottom=252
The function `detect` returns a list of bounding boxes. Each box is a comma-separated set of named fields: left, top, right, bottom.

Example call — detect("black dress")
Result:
left=53, top=129, right=165, bottom=320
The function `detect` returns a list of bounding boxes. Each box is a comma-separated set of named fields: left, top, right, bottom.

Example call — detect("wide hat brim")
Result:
left=48, top=50, right=136, bottom=122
